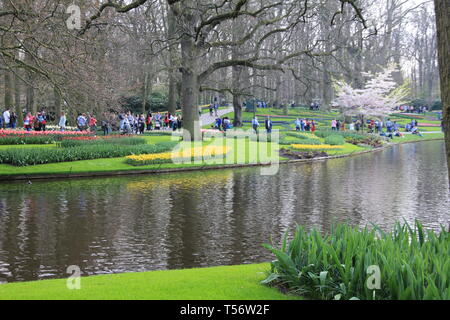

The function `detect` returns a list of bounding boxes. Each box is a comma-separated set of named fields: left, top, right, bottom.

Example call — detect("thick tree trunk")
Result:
left=232, top=94, right=243, bottom=127
left=434, top=0, right=450, bottom=185
left=25, top=50, right=36, bottom=113
left=54, top=87, right=62, bottom=118
left=180, top=32, right=201, bottom=141
left=14, top=69, right=23, bottom=126
left=142, top=71, right=149, bottom=114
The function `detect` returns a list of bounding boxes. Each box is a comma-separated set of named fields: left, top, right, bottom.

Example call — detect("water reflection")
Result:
left=0, top=141, right=448, bottom=283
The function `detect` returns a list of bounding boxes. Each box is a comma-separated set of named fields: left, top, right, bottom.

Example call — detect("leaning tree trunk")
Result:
left=434, top=0, right=450, bottom=185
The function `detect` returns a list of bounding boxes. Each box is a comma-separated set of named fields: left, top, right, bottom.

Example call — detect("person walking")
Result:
left=77, top=113, right=87, bottom=131
left=59, top=112, right=67, bottom=131
left=265, top=116, right=273, bottom=134
left=295, top=118, right=301, bottom=131
left=138, top=114, right=145, bottom=134
left=311, top=120, right=317, bottom=132
left=38, top=112, right=47, bottom=131
left=89, top=115, right=97, bottom=133
left=9, top=111, right=17, bottom=129
left=331, top=119, right=337, bottom=131
left=24, top=112, right=33, bottom=131
left=146, top=113, right=153, bottom=131
left=252, top=116, right=260, bottom=134
left=2, top=108, right=10, bottom=129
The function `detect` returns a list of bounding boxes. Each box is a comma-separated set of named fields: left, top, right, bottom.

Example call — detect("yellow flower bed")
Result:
left=291, top=144, right=342, bottom=150
left=126, top=146, right=231, bottom=166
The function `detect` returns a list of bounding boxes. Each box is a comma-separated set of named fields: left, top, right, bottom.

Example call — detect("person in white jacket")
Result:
left=3, top=108, right=10, bottom=128
left=59, top=112, right=67, bottom=131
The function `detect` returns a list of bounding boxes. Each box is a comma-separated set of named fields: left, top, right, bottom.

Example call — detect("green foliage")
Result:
left=58, top=137, right=147, bottom=148
left=0, top=134, right=93, bottom=145
left=0, top=136, right=56, bottom=145
left=279, top=132, right=322, bottom=146
left=315, top=130, right=367, bottom=140
left=119, top=90, right=169, bottom=113
left=324, top=135, right=345, bottom=145
left=263, top=221, right=450, bottom=300
left=0, top=142, right=178, bottom=166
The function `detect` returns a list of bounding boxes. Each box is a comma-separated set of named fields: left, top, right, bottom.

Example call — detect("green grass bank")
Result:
left=0, top=264, right=300, bottom=300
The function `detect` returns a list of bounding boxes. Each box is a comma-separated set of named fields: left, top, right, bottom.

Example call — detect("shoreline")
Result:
left=0, top=263, right=300, bottom=300
left=0, top=137, right=444, bottom=182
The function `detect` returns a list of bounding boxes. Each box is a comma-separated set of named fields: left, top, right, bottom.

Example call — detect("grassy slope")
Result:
left=0, top=264, right=300, bottom=300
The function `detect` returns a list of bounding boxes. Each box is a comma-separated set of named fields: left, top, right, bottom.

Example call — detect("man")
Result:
left=3, top=108, right=10, bottom=129
left=295, top=118, right=301, bottom=131
left=77, top=113, right=87, bottom=131
left=252, top=116, right=259, bottom=134
left=386, top=118, right=393, bottom=133
left=265, top=117, right=273, bottom=134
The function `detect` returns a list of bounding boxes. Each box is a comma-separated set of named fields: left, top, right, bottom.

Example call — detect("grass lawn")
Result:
left=0, top=264, right=300, bottom=300
left=0, top=137, right=280, bottom=176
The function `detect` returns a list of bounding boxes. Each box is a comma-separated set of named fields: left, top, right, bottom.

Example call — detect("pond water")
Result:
left=0, top=141, right=448, bottom=283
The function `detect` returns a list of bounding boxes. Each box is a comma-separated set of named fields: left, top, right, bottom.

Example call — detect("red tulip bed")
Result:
left=417, top=123, right=440, bottom=127
left=0, top=130, right=94, bottom=145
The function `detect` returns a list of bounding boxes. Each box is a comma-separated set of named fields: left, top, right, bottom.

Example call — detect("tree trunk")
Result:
left=434, top=0, right=450, bottom=185
left=54, top=87, right=62, bottom=118
left=167, top=8, right=178, bottom=115
left=180, top=30, right=201, bottom=141
left=4, top=69, right=14, bottom=109
left=14, top=69, right=23, bottom=126
left=142, top=71, right=149, bottom=114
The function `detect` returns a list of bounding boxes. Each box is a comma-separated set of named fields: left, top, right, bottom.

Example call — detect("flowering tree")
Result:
left=333, top=65, right=410, bottom=117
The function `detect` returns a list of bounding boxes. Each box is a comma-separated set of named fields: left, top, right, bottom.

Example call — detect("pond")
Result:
left=0, top=140, right=448, bottom=283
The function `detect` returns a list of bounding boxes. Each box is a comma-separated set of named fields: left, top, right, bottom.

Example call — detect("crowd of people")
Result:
left=1, top=108, right=19, bottom=129
left=328, top=117, right=424, bottom=139
left=294, top=118, right=317, bottom=132
left=0, top=107, right=186, bottom=136
left=396, top=105, right=429, bottom=114
left=117, top=112, right=183, bottom=135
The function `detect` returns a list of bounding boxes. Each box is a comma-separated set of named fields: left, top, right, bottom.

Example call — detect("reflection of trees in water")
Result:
left=0, top=142, right=448, bottom=282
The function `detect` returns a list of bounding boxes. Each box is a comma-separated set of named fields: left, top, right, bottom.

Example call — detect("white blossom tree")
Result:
left=333, top=64, right=410, bottom=117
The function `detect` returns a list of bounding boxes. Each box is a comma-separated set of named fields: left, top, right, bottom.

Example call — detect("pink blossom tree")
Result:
left=333, top=64, right=410, bottom=118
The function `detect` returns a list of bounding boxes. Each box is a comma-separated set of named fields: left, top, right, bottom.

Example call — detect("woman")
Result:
left=59, top=112, right=67, bottom=131
left=164, top=114, right=170, bottom=129
left=89, top=115, right=97, bottom=133
left=311, top=120, right=316, bottom=132
left=138, top=114, right=145, bottom=134
left=146, top=113, right=153, bottom=131
left=38, top=112, right=47, bottom=131
left=24, top=112, right=34, bottom=131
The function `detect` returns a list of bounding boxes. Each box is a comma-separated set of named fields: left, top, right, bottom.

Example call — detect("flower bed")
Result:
left=126, top=146, right=231, bottom=166
left=0, top=130, right=93, bottom=145
left=291, top=144, right=342, bottom=151
left=0, top=142, right=177, bottom=166
left=58, top=136, right=147, bottom=148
